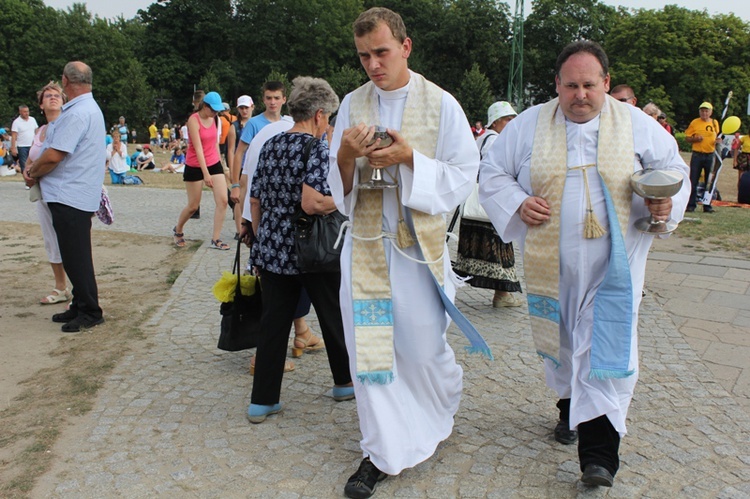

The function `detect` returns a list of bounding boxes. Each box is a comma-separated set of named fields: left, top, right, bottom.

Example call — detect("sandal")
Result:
left=173, top=226, right=186, bottom=248
left=493, top=292, right=522, bottom=308
left=40, top=287, right=71, bottom=305
left=291, top=327, right=325, bottom=358
left=249, top=356, right=295, bottom=376
left=210, top=239, right=230, bottom=250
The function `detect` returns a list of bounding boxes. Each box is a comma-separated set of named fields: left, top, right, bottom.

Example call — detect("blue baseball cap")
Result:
left=0, top=128, right=6, bottom=135
left=202, top=91, right=224, bottom=112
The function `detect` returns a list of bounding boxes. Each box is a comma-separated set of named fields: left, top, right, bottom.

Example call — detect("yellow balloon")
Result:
left=722, top=115, right=741, bottom=134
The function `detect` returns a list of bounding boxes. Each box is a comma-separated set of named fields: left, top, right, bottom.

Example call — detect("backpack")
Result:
left=122, top=174, right=144, bottom=185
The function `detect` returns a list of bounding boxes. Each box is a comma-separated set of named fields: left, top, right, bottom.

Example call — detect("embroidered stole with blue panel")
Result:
left=525, top=96, right=636, bottom=379
left=348, top=74, right=491, bottom=384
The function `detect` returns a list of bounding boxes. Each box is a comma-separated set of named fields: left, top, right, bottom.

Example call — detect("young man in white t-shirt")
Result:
left=11, top=105, right=39, bottom=173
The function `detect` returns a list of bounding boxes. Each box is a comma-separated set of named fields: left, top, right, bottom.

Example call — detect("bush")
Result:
left=674, top=132, right=691, bottom=152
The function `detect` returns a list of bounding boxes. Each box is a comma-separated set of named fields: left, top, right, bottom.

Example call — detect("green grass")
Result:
left=166, top=269, right=181, bottom=285
left=678, top=207, right=750, bottom=255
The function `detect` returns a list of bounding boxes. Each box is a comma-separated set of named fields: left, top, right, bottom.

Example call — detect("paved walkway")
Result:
left=1, top=182, right=749, bottom=497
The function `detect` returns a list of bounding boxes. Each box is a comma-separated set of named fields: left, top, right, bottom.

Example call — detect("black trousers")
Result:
left=578, top=415, right=620, bottom=476
left=688, top=152, right=715, bottom=209
left=250, top=270, right=351, bottom=405
left=557, top=398, right=571, bottom=421
left=48, top=202, right=103, bottom=320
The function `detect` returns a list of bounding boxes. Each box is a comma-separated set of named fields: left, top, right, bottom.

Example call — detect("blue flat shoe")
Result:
left=332, top=386, right=355, bottom=402
left=246, top=403, right=282, bottom=424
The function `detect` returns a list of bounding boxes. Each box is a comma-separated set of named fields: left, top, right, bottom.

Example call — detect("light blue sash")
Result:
left=432, top=276, right=494, bottom=360
left=589, top=174, right=634, bottom=379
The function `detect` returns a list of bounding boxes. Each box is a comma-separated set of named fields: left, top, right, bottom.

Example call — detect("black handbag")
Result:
left=292, top=137, right=347, bottom=273
left=217, top=240, right=261, bottom=351
left=293, top=208, right=348, bottom=273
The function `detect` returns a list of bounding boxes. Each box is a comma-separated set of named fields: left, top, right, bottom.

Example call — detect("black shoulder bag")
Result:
left=217, top=240, right=262, bottom=351
left=292, top=137, right=348, bottom=273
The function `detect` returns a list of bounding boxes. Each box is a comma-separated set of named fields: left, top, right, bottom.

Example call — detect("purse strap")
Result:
left=233, top=239, right=243, bottom=296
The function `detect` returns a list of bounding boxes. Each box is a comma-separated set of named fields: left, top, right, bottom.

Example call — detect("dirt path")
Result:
left=0, top=221, right=195, bottom=496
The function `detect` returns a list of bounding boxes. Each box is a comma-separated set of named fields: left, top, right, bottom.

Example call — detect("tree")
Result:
left=327, top=65, right=366, bottom=100
left=605, top=7, right=750, bottom=127
left=136, top=0, right=237, bottom=122
left=524, top=0, right=620, bottom=104
left=0, top=0, right=156, bottom=131
left=0, top=0, right=63, bottom=120
left=455, top=63, right=494, bottom=125
left=365, top=0, right=512, bottom=98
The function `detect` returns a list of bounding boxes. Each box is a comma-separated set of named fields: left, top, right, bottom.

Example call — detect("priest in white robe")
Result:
left=327, top=7, right=479, bottom=499
left=479, top=41, right=690, bottom=487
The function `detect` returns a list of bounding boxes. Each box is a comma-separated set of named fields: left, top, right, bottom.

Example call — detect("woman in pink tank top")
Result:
left=173, top=91, right=230, bottom=250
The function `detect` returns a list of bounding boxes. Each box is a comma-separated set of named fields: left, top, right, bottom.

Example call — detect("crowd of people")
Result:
left=3, top=5, right=744, bottom=498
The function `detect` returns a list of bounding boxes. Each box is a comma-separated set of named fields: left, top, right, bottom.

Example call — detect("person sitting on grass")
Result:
left=161, top=146, right=186, bottom=173
left=136, top=145, right=155, bottom=171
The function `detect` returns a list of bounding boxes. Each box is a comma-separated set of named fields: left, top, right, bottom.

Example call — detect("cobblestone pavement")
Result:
left=1, top=183, right=748, bottom=498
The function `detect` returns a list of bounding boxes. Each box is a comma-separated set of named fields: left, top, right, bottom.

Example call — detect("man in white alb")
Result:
left=328, top=7, right=482, bottom=498
left=479, top=40, right=690, bottom=487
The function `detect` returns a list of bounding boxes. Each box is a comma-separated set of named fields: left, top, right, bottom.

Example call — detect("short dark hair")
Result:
left=353, top=7, right=407, bottom=43
left=262, top=81, right=286, bottom=97
left=555, top=40, right=609, bottom=79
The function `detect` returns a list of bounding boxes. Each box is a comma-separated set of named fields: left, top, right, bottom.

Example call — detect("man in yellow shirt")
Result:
left=161, top=124, right=170, bottom=150
left=734, top=130, right=750, bottom=201
left=148, top=119, right=158, bottom=149
left=685, top=102, right=720, bottom=212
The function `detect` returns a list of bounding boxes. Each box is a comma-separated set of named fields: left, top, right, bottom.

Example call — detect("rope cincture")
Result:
left=335, top=220, right=447, bottom=266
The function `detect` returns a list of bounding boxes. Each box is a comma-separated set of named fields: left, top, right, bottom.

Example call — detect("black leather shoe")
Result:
left=52, top=309, right=78, bottom=323
left=685, top=206, right=695, bottom=212
left=344, top=457, right=387, bottom=498
left=581, top=464, right=614, bottom=487
left=703, top=206, right=714, bottom=213
left=61, top=315, right=104, bottom=333
left=554, top=419, right=578, bottom=445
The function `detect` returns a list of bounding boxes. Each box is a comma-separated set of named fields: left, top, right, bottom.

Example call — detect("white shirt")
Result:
left=107, top=142, right=129, bottom=174
left=479, top=100, right=691, bottom=434
left=11, top=116, right=38, bottom=147
left=137, top=151, right=154, bottom=165
left=327, top=74, right=479, bottom=475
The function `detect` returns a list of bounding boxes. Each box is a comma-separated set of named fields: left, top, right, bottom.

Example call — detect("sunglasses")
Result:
left=617, top=97, right=633, bottom=102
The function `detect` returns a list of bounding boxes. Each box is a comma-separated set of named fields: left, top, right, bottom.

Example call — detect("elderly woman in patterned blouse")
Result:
left=246, top=76, right=353, bottom=423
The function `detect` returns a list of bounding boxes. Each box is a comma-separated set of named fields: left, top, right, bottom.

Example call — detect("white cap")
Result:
left=237, top=95, right=253, bottom=108
left=487, top=101, right=517, bottom=127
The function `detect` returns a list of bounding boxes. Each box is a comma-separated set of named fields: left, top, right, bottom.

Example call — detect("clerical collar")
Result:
left=373, top=72, right=412, bottom=101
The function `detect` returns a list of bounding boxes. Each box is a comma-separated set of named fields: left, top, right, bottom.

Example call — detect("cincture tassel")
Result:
left=383, top=166, right=416, bottom=248
left=579, top=164, right=607, bottom=239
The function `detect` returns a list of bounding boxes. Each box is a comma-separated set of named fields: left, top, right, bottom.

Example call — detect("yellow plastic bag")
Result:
left=212, top=272, right=258, bottom=303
